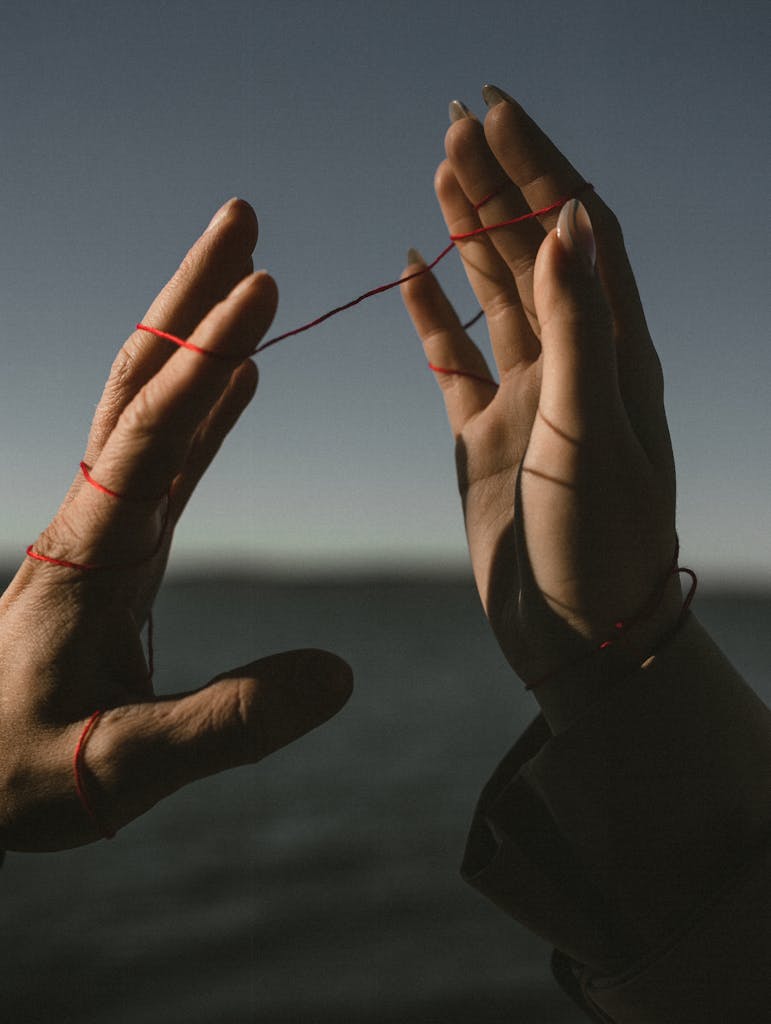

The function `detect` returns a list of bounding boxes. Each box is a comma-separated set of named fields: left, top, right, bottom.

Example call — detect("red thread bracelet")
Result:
left=526, top=546, right=698, bottom=691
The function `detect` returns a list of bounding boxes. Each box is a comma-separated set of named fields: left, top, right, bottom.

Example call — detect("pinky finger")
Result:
left=400, top=253, right=497, bottom=437
left=168, top=358, right=259, bottom=523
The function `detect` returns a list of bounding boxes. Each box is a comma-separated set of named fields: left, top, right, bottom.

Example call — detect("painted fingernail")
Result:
left=407, top=247, right=426, bottom=266
left=557, top=199, right=596, bottom=271
left=482, top=84, right=515, bottom=108
left=449, top=99, right=474, bottom=123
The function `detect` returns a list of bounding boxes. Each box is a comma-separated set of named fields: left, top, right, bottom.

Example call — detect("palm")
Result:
left=457, top=367, right=536, bottom=653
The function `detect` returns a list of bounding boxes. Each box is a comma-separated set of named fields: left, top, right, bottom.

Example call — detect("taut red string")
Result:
left=26, top=178, right=611, bottom=839
left=136, top=183, right=594, bottom=364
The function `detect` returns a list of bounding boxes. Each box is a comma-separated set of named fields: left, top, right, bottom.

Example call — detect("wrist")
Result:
left=532, top=572, right=691, bottom=735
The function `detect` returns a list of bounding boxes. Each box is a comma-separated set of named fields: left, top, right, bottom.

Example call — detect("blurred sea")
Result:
left=1, top=572, right=769, bottom=1024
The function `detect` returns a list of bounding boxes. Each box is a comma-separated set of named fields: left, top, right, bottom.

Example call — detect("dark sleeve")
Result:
left=461, top=615, right=771, bottom=1022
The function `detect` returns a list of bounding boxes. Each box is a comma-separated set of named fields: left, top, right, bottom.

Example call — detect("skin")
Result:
left=0, top=90, right=693, bottom=849
left=400, top=90, right=683, bottom=727
left=0, top=199, right=352, bottom=851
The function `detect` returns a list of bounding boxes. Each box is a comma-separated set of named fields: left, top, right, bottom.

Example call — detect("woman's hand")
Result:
left=402, top=89, right=682, bottom=706
left=0, top=199, right=352, bottom=851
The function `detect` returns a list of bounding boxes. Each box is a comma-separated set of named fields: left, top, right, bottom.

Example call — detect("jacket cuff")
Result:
left=461, top=614, right=771, bottom=977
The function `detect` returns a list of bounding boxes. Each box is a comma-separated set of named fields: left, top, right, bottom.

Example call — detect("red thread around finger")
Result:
left=26, top=461, right=165, bottom=675
left=73, top=711, right=115, bottom=840
left=27, top=462, right=165, bottom=839
left=79, top=460, right=124, bottom=498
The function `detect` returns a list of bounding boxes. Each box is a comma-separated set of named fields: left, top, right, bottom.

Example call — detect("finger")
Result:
left=92, top=271, right=277, bottom=501
left=530, top=201, right=622, bottom=446
left=30, top=274, right=275, bottom=572
left=481, top=90, right=650, bottom=342
left=74, top=650, right=353, bottom=834
left=445, top=110, right=546, bottom=338
left=168, top=358, right=259, bottom=522
left=400, top=253, right=496, bottom=437
left=484, top=91, right=672, bottom=469
left=83, top=199, right=259, bottom=469
left=434, top=156, right=540, bottom=371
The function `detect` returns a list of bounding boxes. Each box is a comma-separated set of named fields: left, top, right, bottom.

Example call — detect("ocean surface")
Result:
left=1, top=572, right=769, bottom=1024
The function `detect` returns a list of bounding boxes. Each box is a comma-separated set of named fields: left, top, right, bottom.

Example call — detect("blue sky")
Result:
left=1, top=1, right=769, bottom=583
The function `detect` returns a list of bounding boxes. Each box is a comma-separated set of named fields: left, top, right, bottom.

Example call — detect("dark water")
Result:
left=2, top=575, right=769, bottom=1024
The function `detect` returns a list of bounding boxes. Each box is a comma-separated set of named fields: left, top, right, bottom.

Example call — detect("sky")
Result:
left=1, top=1, right=769, bottom=584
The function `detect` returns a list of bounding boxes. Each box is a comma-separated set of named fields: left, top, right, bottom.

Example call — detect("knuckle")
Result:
left=33, top=508, right=89, bottom=565
left=445, top=116, right=483, bottom=163
left=120, top=383, right=161, bottom=442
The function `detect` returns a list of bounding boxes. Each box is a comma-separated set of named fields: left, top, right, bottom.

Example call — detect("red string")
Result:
left=79, top=460, right=125, bottom=498
left=27, top=462, right=165, bottom=838
left=526, top=546, right=698, bottom=691
left=28, top=179, right=605, bottom=834
left=27, top=463, right=169, bottom=576
left=132, top=325, right=232, bottom=360
left=136, top=183, right=594, bottom=361
left=73, top=711, right=115, bottom=839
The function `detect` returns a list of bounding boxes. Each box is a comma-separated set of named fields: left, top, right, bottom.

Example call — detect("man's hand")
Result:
left=0, top=199, right=352, bottom=851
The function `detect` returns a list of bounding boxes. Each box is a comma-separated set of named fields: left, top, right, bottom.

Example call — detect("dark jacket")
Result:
left=462, top=615, right=771, bottom=1021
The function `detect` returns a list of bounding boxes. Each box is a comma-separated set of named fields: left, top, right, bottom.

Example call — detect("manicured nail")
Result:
left=482, top=84, right=515, bottom=108
left=407, top=247, right=426, bottom=266
left=557, top=199, right=596, bottom=271
left=449, top=99, right=474, bottom=123
left=206, top=197, right=236, bottom=231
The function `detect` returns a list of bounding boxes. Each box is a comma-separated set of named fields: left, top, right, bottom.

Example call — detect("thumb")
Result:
left=533, top=199, right=620, bottom=439
left=80, top=649, right=353, bottom=834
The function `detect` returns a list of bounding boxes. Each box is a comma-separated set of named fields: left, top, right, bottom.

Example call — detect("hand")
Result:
left=0, top=199, right=352, bottom=851
left=401, top=90, right=682, bottom=704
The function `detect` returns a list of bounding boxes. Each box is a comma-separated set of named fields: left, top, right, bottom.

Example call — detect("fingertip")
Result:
left=206, top=197, right=259, bottom=250
left=230, top=269, right=278, bottom=316
left=433, top=159, right=456, bottom=199
left=232, top=355, right=259, bottom=397
left=308, top=649, right=355, bottom=716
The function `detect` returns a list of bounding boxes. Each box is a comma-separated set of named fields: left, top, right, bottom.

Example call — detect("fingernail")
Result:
left=206, top=197, right=236, bottom=231
left=407, top=247, right=426, bottom=266
left=557, top=199, right=596, bottom=271
left=482, top=84, right=515, bottom=108
left=449, top=99, right=474, bottom=123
